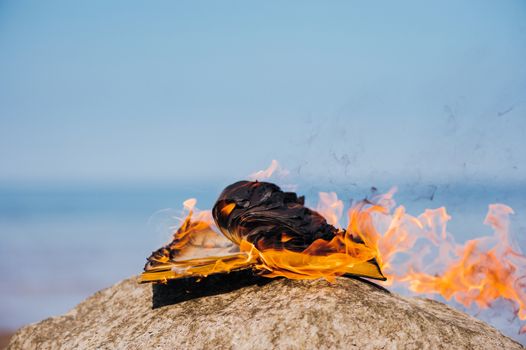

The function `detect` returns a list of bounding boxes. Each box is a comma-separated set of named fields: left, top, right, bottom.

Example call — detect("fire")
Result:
left=248, top=159, right=289, bottom=181
left=141, top=180, right=384, bottom=284
left=140, top=161, right=526, bottom=334
left=343, top=191, right=526, bottom=334
left=142, top=209, right=382, bottom=284
left=316, top=192, right=344, bottom=226
left=385, top=204, right=523, bottom=306
left=249, top=240, right=378, bottom=282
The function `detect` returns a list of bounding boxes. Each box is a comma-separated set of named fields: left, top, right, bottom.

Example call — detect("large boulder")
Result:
left=7, top=272, right=523, bottom=349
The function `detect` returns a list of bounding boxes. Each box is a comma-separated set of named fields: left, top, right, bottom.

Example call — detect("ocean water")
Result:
left=0, top=182, right=525, bottom=342
left=0, top=183, right=219, bottom=330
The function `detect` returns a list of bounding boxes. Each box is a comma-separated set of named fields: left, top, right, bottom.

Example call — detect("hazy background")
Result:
left=1, top=0, right=525, bottom=341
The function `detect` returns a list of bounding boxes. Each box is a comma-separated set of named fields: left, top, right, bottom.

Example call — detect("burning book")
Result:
left=140, top=180, right=385, bottom=283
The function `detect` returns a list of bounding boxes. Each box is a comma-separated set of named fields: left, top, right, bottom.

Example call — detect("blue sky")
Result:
left=1, top=1, right=525, bottom=186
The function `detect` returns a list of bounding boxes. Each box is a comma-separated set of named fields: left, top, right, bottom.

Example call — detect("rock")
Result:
left=7, top=271, right=523, bottom=350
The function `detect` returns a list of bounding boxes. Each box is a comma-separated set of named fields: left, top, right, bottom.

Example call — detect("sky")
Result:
left=1, top=0, right=525, bottom=186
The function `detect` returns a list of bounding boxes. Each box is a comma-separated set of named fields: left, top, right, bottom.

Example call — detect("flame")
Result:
left=381, top=204, right=525, bottom=315
left=341, top=191, right=526, bottom=334
left=239, top=223, right=382, bottom=282
left=183, top=198, right=197, bottom=211
left=141, top=193, right=384, bottom=283
left=250, top=240, right=379, bottom=282
left=143, top=216, right=383, bottom=283
left=316, top=192, right=344, bottom=226
left=142, top=200, right=240, bottom=282
left=248, top=159, right=289, bottom=181
left=141, top=176, right=526, bottom=335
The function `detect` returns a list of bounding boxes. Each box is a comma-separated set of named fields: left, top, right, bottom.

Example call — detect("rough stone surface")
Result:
left=8, top=272, right=524, bottom=350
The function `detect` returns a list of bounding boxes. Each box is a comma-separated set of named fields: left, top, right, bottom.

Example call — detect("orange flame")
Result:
left=245, top=231, right=380, bottom=282
left=316, top=192, right=344, bottom=226
left=248, top=159, right=290, bottom=181
left=141, top=180, right=526, bottom=334
left=342, top=190, right=526, bottom=334
left=141, top=193, right=384, bottom=283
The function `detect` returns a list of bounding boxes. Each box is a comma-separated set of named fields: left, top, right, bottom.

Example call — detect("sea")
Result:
left=1, top=181, right=525, bottom=343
